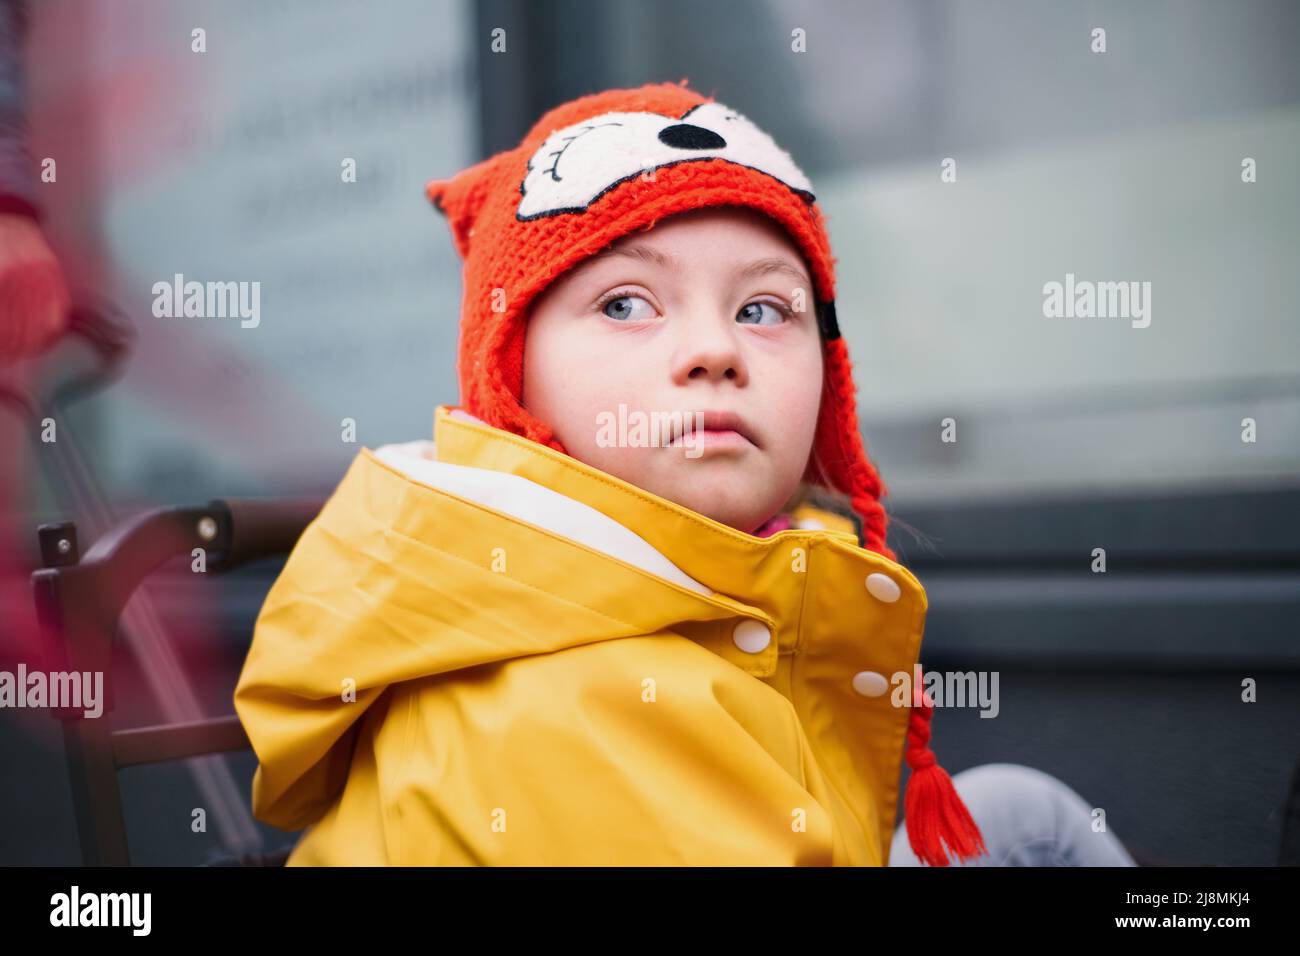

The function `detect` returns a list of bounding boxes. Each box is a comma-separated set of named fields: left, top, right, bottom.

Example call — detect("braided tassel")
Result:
left=903, top=686, right=988, bottom=866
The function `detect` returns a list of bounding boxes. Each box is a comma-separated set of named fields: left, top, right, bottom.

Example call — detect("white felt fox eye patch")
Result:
left=517, top=101, right=816, bottom=220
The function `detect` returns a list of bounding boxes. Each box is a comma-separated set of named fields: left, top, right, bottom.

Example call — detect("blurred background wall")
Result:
left=20, top=0, right=1298, bottom=505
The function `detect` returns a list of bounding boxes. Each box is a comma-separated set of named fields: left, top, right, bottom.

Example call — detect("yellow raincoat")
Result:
left=233, top=405, right=932, bottom=865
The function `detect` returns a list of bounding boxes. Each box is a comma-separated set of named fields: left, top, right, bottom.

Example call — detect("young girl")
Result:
left=233, top=81, right=1137, bottom=867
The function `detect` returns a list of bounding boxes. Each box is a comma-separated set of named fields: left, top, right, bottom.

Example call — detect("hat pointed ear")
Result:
left=425, top=154, right=500, bottom=259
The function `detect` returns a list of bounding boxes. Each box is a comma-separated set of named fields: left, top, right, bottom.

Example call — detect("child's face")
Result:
left=521, top=206, right=824, bottom=534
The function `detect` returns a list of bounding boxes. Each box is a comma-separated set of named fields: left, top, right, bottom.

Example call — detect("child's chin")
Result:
left=651, top=471, right=776, bottom=531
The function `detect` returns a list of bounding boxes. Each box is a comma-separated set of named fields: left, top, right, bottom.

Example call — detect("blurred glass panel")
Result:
left=25, top=0, right=1300, bottom=507
left=30, top=0, right=477, bottom=504
left=824, top=106, right=1300, bottom=500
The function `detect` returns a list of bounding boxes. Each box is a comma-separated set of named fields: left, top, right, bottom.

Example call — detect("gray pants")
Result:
left=889, top=763, right=1139, bottom=866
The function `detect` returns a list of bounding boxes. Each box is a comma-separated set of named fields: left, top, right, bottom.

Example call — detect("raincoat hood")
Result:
left=234, top=405, right=984, bottom=865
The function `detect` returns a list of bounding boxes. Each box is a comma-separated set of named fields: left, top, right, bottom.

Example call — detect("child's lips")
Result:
left=668, top=410, right=760, bottom=449
left=668, top=428, right=753, bottom=451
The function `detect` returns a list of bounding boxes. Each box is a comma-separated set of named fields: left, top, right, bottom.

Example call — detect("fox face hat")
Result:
left=425, top=80, right=986, bottom=866
left=426, top=79, right=891, bottom=557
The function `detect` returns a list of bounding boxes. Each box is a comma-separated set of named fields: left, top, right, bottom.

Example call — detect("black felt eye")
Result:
left=657, top=124, right=727, bottom=151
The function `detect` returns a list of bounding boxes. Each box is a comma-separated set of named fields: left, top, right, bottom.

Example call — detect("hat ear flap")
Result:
left=426, top=154, right=499, bottom=259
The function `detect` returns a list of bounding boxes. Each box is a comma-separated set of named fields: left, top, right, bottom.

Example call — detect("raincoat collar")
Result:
left=429, top=402, right=890, bottom=561
left=359, top=404, right=929, bottom=681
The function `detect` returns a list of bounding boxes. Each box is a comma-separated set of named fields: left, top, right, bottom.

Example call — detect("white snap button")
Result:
left=852, top=671, right=890, bottom=697
left=865, top=572, right=901, bottom=603
left=732, top=620, right=771, bottom=654
left=795, top=518, right=825, bottom=530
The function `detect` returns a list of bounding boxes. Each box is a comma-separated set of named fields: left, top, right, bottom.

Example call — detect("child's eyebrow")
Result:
left=735, top=256, right=812, bottom=287
left=590, top=245, right=811, bottom=286
left=589, top=244, right=676, bottom=270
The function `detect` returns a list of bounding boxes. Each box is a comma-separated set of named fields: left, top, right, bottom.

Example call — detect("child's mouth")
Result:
left=668, top=428, right=753, bottom=452
left=666, top=410, right=759, bottom=451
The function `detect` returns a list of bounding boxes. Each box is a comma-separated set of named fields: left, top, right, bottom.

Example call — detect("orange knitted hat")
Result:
left=426, top=80, right=986, bottom=866
left=426, top=79, right=893, bottom=555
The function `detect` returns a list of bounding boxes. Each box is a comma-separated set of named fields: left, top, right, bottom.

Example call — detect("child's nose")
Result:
left=670, top=317, right=749, bottom=386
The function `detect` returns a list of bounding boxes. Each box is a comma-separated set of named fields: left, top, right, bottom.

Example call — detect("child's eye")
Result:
left=600, top=294, right=656, bottom=322
left=736, top=301, right=788, bottom=326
